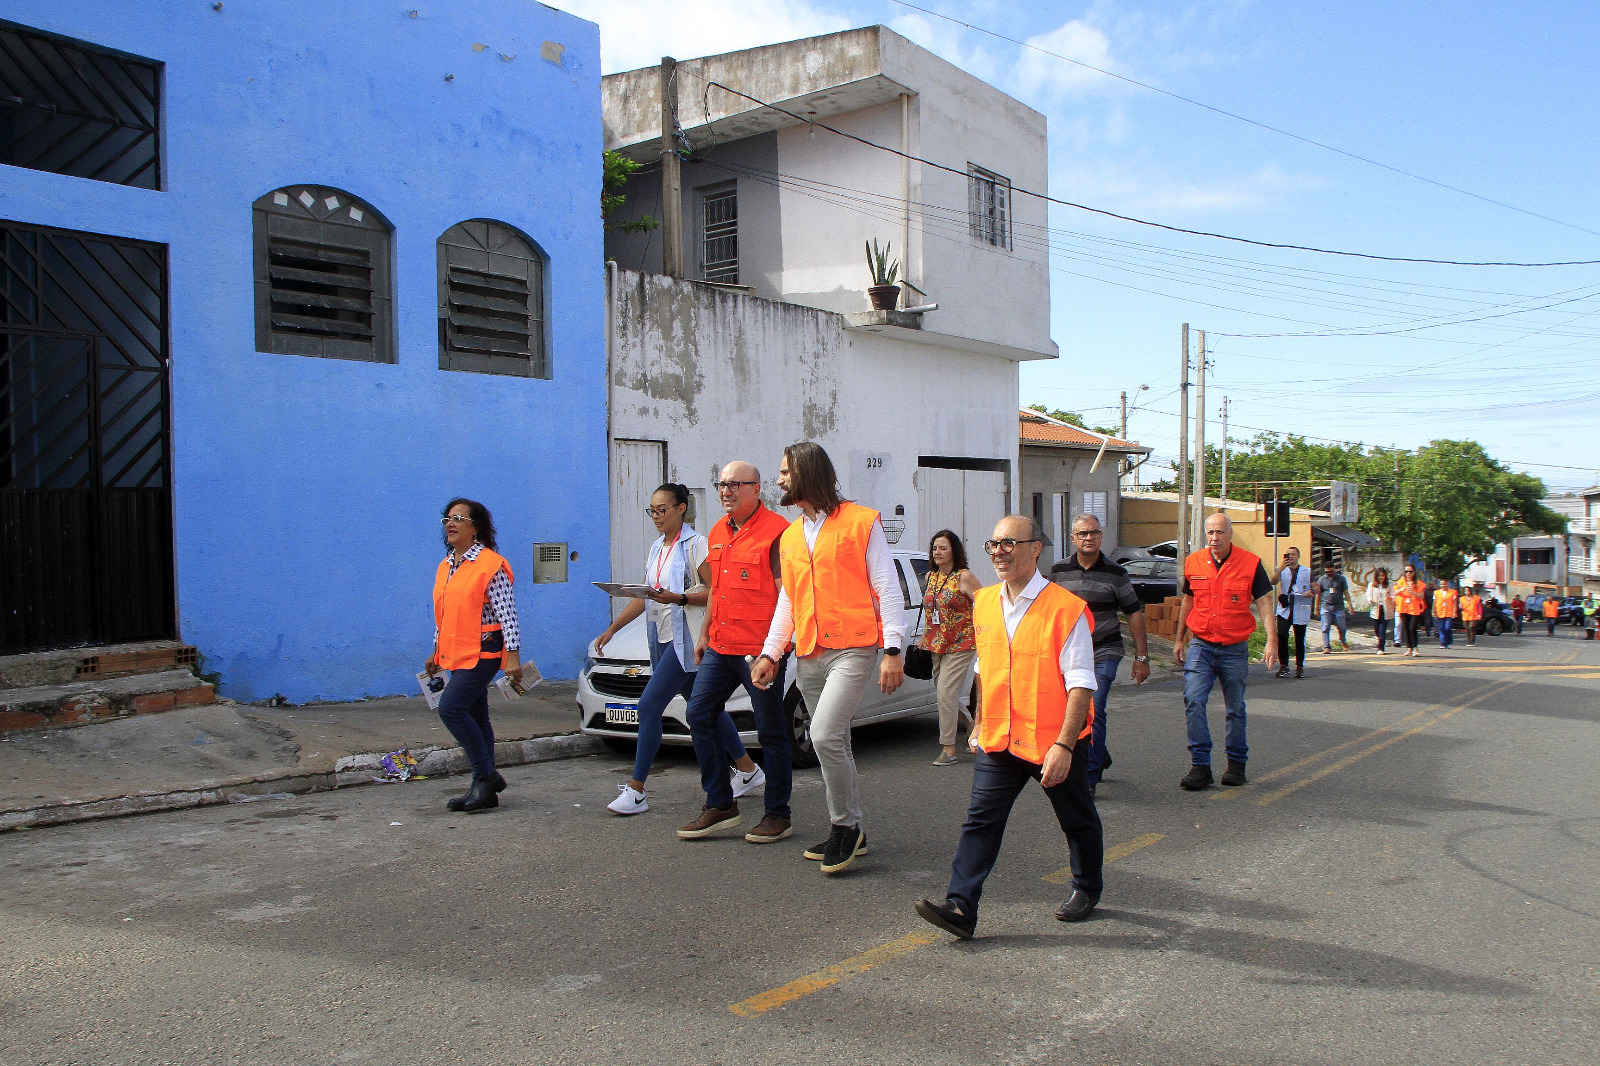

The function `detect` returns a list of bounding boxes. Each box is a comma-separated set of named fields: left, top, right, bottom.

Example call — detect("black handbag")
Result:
left=904, top=644, right=934, bottom=680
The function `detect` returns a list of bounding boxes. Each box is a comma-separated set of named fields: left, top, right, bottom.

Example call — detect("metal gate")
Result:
left=0, top=222, right=174, bottom=654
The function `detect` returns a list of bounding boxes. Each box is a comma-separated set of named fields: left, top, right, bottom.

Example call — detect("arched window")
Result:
left=253, top=186, right=394, bottom=362
left=437, top=220, right=547, bottom=378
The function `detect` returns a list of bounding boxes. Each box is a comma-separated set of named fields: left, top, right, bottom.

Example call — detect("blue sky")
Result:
left=557, top=0, right=1600, bottom=494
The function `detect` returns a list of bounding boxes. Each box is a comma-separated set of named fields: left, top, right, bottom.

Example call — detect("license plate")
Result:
left=604, top=703, right=640, bottom=726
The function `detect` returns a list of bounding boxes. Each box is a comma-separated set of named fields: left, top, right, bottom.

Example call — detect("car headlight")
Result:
left=583, top=653, right=597, bottom=675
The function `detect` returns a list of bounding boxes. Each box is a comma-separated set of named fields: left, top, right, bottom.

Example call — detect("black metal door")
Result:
left=0, top=222, right=173, bottom=654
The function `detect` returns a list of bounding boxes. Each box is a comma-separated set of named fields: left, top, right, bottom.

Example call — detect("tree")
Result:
left=602, top=150, right=659, bottom=235
left=1025, top=403, right=1119, bottom=437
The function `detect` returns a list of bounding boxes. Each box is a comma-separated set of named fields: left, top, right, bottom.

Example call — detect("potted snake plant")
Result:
left=865, top=238, right=900, bottom=310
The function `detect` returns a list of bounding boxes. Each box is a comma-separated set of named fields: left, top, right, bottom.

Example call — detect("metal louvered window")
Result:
left=253, top=187, right=393, bottom=362
left=438, top=220, right=546, bottom=378
left=968, top=164, right=1012, bottom=250
left=699, top=184, right=738, bottom=284
left=0, top=20, right=161, bottom=189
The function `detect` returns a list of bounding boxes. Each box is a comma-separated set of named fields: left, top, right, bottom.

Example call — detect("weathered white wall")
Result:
left=609, top=269, right=1019, bottom=570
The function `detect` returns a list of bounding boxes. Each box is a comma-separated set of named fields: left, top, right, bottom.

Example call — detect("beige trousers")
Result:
left=930, top=648, right=977, bottom=746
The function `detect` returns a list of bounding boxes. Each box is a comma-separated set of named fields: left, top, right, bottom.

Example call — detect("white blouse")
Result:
left=1365, top=582, right=1395, bottom=616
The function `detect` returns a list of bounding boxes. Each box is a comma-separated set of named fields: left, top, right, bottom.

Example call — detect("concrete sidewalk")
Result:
left=0, top=681, right=598, bottom=832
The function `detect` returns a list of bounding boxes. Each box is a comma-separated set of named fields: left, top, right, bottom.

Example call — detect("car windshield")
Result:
left=1122, top=559, right=1156, bottom=577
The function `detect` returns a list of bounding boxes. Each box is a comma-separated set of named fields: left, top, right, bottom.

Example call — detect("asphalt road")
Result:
left=2, top=627, right=1597, bottom=1066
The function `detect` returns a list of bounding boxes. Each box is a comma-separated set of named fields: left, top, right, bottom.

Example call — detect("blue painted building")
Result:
left=0, top=1, right=608, bottom=701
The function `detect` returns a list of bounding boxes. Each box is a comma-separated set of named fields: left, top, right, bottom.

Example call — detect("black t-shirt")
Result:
left=1051, top=553, right=1144, bottom=663
left=1180, top=550, right=1273, bottom=600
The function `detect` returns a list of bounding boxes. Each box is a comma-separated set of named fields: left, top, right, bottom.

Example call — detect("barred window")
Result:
left=438, top=220, right=547, bottom=378
left=968, top=164, right=1012, bottom=250
left=0, top=20, right=161, bottom=189
left=253, top=186, right=394, bottom=362
left=698, top=183, right=738, bottom=284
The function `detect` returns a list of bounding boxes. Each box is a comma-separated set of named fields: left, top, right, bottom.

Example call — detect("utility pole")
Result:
left=1119, top=390, right=1128, bottom=491
left=660, top=56, right=684, bottom=279
left=1193, top=330, right=1207, bottom=546
left=1178, top=324, right=1190, bottom=564
left=1220, top=396, right=1229, bottom=500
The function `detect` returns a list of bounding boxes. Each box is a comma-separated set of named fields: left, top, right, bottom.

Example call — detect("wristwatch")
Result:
left=678, top=592, right=689, bottom=606
left=882, top=647, right=901, bottom=656
left=1133, top=654, right=1150, bottom=663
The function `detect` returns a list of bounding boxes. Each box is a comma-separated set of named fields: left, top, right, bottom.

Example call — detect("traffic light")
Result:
left=1264, top=499, right=1291, bottom=537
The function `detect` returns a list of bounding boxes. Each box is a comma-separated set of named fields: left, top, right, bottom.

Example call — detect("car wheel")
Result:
left=786, top=686, right=820, bottom=769
left=601, top=737, right=636, bottom=755
left=1485, top=618, right=1504, bottom=637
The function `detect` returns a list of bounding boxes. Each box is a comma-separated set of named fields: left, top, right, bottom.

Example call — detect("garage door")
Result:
left=917, top=467, right=1008, bottom=584
left=610, top=440, right=664, bottom=611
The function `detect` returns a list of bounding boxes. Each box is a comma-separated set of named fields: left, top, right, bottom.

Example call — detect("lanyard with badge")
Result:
left=928, top=570, right=949, bottom=627
left=651, top=530, right=681, bottom=591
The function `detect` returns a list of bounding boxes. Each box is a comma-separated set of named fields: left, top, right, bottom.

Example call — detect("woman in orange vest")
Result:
left=1459, top=586, right=1483, bottom=646
left=426, top=498, right=522, bottom=813
left=1543, top=593, right=1562, bottom=636
left=1393, top=564, right=1427, bottom=657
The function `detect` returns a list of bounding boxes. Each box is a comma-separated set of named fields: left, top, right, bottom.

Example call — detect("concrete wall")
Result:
left=1121, top=495, right=1315, bottom=573
left=609, top=268, right=1018, bottom=556
left=1, top=1, right=607, bottom=701
left=1019, top=446, right=1128, bottom=559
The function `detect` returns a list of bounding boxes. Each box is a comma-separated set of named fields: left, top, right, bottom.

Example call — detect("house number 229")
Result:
left=864, top=456, right=884, bottom=469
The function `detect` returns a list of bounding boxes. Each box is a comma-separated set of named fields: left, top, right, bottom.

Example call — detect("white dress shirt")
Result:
left=996, top=570, right=1097, bottom=693
left=761, top=508, right=906, bottom=660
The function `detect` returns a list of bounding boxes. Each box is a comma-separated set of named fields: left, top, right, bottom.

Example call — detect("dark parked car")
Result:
left=1469, top=598, right=1517, bottom=637
left=1524, top=593, right=1584, bottom=626
left=1055, top=555, right=1179, bottom=605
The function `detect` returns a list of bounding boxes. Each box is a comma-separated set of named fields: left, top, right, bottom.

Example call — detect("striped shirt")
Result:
left=437, top=542, right=520, bottom=652
left=1049, top=553, right=1143, bottom=663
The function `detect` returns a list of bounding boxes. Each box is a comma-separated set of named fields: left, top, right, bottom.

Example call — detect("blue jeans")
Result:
left=685, top=649, right=788, bottom=817
left=437, top=656, right=500, bottom=782
left=1184, top=639, right=1249, bottom=766
left=1438, top=618, right=1454, bottom=647
left=1320, top=608, right=1347, bottom=649
left=946, top=743, right=1103, bottom=919
left=632, top=639, right=700, bottom=783
left=1085, top=657, right=1121, bottom=785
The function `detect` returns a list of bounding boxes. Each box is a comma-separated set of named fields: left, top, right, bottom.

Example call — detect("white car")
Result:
left=577, top=551, right=944, bottom=767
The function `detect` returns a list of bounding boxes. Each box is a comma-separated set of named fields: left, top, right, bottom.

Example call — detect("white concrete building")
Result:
left=601, top=27, right=1056, bottom=584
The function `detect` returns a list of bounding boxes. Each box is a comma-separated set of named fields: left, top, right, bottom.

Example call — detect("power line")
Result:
left=684, top=71, right=1600, bottom=267
left=883, top=0, right=1600, bottom=240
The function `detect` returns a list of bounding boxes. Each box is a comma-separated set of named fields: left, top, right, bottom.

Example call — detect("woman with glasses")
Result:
left=1393, top=565, right=1427, bottom=657
left=919, top=529, right=982, bottom=766
left=1366, top=567, right=1394, bottom=655
left=426, top=498, right=522, bottom=813
left=593, top=484, right=752, bottom=815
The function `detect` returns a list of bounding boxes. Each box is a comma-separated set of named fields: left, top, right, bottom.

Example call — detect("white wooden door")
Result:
left=610, top=440, right=665, bottom=603
left=917, top=467, right=1006, bottom=584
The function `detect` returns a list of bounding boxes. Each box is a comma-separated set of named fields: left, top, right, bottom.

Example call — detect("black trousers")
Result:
left=1399, top=613, right=1422, bottom=649
left=1276, top=622, right=1307, bottom=669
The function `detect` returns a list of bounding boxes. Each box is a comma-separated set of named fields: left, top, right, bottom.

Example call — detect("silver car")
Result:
left=576, top=551, right=940, bottom=766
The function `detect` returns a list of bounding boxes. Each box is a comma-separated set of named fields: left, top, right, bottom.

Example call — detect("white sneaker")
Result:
left=606, top=783, right=648, bottom=815
left=731, top=764, right=766, bottom=798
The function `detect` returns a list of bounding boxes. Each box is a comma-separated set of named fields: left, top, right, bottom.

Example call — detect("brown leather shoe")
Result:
left=676, top=804, right=740, bottom=839
left=744, top=813, right=793, bottom=843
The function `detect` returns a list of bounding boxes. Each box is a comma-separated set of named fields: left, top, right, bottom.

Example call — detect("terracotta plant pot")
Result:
left=867, top=284, right=900, bottom=311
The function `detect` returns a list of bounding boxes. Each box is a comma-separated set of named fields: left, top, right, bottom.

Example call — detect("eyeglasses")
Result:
left=442, top=515, right=473, bottom=525
left=713, top=480, right=759, bottom=492
left=645, top=506, right=677, bottom=518
left=983, top=538, right=1039, bottom=555
left=1072, top=530, right=1102, bottom=538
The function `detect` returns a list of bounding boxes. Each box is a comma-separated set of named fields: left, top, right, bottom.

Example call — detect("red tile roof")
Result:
left=1019, top=409, right=1143, bottom=450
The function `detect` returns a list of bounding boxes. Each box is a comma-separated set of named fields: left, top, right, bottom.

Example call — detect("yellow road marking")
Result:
left=1252, top=681, right=1516, bottom=806
left=1043, top=832, right=1166, bottom=883
left=727, top=932, right=938, bottom=1016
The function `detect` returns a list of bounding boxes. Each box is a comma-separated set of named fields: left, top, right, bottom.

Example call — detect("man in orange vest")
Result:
left=1176, top=512, right=1277, bottom=790
left=677, top=461, right=797, bottom=845
left=1459, top=585, right=1483, bottom=646
left=751, top=442, right=905, bottom=875
left=1433, top=580, right=1459, bottom=649
left=914, top=514, right=1102, bottom=939
left=1543, top=593, right=1561, bottom=635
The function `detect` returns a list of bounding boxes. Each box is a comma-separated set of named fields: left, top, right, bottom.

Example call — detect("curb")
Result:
left=0, top=731, right=607, bottom=834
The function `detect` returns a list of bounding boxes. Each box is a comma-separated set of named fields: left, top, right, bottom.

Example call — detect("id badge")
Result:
left=929, top=608, right=942, bottom=626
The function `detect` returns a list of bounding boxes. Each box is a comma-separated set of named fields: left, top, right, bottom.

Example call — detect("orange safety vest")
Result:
left=778, top=501, right=883, bottom=657
left=1433, top=588, right=1458, bottom=619
left=1543, top=598, right=1561, bottom=618
left=973, top=582, right=1094, bottom=763
left=433, top=548, right=512, bottom=670
left=706, top=503, right=790, bottom=656
left=1459, top=595, right=1483, bottom=621
left=1394, top=579, right=1427, bottom=616
left=1182, top=546, right=1263, bottom=645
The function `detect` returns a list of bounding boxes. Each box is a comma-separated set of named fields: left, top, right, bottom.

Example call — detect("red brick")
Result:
left=175, top=684, right=215, bottom=707
left=132, top=691, right=177, bottom=714
left=55, top=698, right=110, bottom=724
left=0, top=710, right=49, bottom=733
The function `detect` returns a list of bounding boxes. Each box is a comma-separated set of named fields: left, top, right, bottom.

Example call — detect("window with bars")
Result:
left=0, top=20, right=161, bottom=189
left=437, top=220, right=547, bottom=378
left=253, top=187, right=393, bottom=362
left=968, top=164, right=1012, bottom=250
left=698, top=183, right=738, bottom=283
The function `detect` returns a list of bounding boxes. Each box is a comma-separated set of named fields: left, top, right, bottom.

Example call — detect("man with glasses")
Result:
left=751, top=442, right=904, bottom=875
left=677, top=462, right=796, bottom=844
left=1175, top=512, right=1277, bottom=790
left=1048, top=514, right=1148, bottom=794
left=1275, top=546, right=1313, bottom=678
left=915, top=515, right=1103, bottom=939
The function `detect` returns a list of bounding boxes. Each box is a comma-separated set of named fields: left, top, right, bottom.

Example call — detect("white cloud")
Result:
left=1014, top=19, right=1117, bottom=101
left=1057, top=161, right=1322, bottom=218
left=548, top=0, right=854, bottom=74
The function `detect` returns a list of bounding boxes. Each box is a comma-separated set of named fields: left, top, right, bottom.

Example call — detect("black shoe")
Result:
left=1055, top=889, right=1100, bottom=922
left=1180, top=765, right=1213, bottom=790
left=446, top=787, right=472, bottom=811
left=820, top=824, right=865, bottom=874
left=490, top=770, right=507, bottom=793
left=1294, top=666, right=1304, bottom=678
left=1219, top=760, right=1247, bottom=787
left=456, top=778, right=499, bottom=814
left=915, top=897, right=975, bottom=939
left=804, top=831, right=867, bottom=860
left=1275, top=667, right=1290, bottom=678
